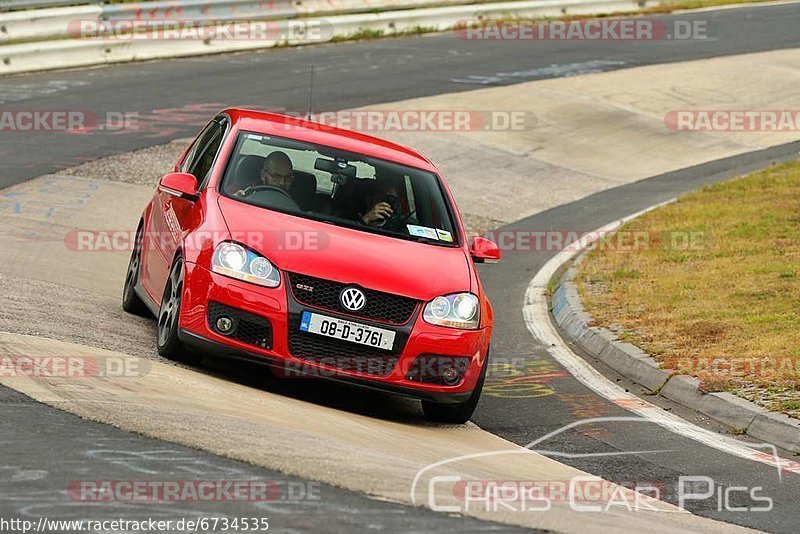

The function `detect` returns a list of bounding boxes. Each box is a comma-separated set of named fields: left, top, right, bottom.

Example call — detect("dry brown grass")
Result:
left=577, top=161, right=800, bottom=417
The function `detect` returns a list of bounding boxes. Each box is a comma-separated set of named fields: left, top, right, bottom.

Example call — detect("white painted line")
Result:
left=522, top=199, right=800, bottom=479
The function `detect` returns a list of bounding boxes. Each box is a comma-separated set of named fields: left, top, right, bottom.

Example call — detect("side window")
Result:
left=181, top=117, right=228, bottom=187
left=181, top=121, right=218, bottom=174
left=189, top=123, right=224, bottom=184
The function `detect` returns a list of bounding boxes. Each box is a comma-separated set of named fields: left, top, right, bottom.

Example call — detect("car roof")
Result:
left=222, top=108, right=438, bottom=172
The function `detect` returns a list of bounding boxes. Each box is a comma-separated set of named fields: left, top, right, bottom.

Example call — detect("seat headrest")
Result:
left=236, top=155, right=266, bottom=183
left=291, top=170, right=317, bottom=193
left=290, top=171, right=318, bottom=211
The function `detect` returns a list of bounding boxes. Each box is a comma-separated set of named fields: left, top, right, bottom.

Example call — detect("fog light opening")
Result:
left=441, top=364, right=461, bottom=386
left=406, top=355, right=469, bottom=386
left=216, top=316, right=234, bottom=334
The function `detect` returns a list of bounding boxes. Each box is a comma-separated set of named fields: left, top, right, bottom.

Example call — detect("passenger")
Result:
left=344, top=173, right=402, bottom=227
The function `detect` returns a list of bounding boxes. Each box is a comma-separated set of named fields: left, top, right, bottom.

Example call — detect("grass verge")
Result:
left=576, top=161, right=800, bottom=419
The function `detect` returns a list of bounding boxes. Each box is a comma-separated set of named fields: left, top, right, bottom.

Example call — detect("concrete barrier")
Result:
left=102, top=0, right=298, bottom=23
left=0, top=5, right=100, bottom=42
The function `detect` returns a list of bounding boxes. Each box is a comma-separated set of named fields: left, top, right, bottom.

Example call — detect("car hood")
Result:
left=216, top=196, right=472, bottom=300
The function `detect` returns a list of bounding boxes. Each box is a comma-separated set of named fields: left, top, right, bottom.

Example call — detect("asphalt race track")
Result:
left=475, top=141, right=800, bottom=532
left=1, top=3, right=800, bottom=189
left=1, top=2, right=800, bottom=532
left=0, top=385, right=525, bottom=532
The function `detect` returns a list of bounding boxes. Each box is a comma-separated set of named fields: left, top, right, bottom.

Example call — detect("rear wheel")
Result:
left=122, top=225, right=149, bottom=317
left=157, top=256, right=201, bottom=365
left=421, top=353, right=488, bottom=424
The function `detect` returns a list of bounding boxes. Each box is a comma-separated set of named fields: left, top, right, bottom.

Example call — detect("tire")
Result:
left=421, top=352, right=488, bottom=424
left=156, top=256, right=201, bottom=365
left=122, top=225, right=150, bottom=317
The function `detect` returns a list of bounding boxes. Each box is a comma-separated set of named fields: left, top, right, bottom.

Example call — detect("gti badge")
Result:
left=340, top=287, right=366, bottom=312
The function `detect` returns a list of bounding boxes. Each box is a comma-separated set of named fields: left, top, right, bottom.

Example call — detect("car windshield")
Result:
left=219, top=130, right=459, bottom=245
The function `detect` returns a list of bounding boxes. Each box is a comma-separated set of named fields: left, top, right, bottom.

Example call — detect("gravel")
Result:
left=61, top=139, right=192, bottom=186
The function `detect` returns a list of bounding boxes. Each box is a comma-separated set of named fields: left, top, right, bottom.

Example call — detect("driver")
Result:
left=233, top=151, right=294, bottom=198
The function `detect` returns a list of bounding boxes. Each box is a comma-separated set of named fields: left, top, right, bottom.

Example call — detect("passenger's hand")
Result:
left=233, top=188, right=249, bottom=198
left=362, top=202, right=393, bottom=226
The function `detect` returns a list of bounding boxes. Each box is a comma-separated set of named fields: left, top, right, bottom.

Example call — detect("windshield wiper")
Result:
left=405, top=235, right=451, bottom=246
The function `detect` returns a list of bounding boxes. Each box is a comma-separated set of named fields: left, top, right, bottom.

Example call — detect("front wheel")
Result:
left=421, top=354, right=488, bottom=424
left=157, top=256, right=200, bottom=365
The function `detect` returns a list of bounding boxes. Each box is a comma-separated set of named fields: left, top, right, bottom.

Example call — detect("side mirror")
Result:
left=470, top=236, right=501, bottom=263
left=159, top=172, right=199, bottom=201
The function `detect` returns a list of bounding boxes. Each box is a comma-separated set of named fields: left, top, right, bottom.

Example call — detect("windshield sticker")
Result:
left=436, top=229, right=453, bottom=242
left=246, top=133, right=263, bottom=141
left=407, top=224, right=439, bottom=240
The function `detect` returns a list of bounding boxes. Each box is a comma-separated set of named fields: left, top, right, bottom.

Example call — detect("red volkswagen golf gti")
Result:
left=123, top=108, right=501, bottom=423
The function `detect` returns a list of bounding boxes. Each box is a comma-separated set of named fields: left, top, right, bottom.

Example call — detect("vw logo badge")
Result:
left=340, top=287, right=366, bottom=312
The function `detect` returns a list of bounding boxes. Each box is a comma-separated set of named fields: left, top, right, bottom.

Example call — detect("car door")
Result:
left=142, top=117, right=228, bottom=304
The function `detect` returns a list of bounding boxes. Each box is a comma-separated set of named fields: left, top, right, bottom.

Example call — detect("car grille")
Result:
left=287, top=272, right=418, bottom=325
left=287, top=330, right=400, bottom=377
left=207, top=301, right=273, bottom=350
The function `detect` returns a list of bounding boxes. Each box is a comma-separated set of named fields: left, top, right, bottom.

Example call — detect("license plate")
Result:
left=299, top=311, right=395, bottom=351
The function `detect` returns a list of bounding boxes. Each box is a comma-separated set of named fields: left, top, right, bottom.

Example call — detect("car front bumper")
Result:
left=179, top=262, right=491, bottom=403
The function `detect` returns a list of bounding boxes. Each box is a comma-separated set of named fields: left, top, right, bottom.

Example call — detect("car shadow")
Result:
left=189, top=352, right=440, bottom=426
left=132, top=313, right=448, bottom=426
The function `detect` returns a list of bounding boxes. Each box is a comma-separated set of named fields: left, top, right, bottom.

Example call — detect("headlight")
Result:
left=423, top=293, right=480, bottom=330
left=212, top=242, right=280, bottom=288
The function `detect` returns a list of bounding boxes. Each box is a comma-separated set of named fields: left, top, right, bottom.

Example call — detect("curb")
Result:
left=552, top=257, right=800, bottom=453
